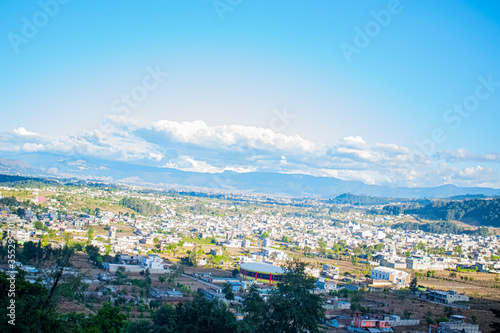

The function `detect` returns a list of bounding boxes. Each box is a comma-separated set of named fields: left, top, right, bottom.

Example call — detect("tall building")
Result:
left=109, top=226, right=116, bottom=239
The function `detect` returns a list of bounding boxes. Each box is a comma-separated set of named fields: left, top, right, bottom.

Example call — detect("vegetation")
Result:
left=329, top=193, right=423, bottom=206
left=392, top=221, right=490, bottom=236
left=383, top=197, right=500, bottom=227
left=119, top=197, right=163, bottom=216
left=491, top=308, right=500, bottom=333
left=240, top=259, right=325, bottom=332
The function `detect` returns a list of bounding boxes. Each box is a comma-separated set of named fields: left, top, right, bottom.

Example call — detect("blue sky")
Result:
left=1, top=0, right=500, bottom=188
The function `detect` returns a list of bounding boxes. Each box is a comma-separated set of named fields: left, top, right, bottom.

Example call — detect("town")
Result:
left=1, top=181, right=500, bottom=332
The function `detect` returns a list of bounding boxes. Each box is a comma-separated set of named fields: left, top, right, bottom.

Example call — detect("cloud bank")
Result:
left=1, top=116, right=499, bottom=188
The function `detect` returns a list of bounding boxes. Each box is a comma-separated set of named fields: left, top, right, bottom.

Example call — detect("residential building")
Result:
left=316, top=277, right=337, bottom=291
left=371, top=266, right=410, bottom=288
left=263, top=238, right=273, bottom=247
left=349, top=312, right=394, bottom=332
left=426, top=290, right=469, bottom=304
left=429, top=315, right=480, bottom=333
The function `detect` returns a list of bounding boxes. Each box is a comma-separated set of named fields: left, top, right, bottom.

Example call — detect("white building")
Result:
left=263, top=238, right=274, bottom=247
left=15, top=229, right=30, bottom=243
left=109, top=226, right=116, bottom=239
left=261, top=247, right=287, bottom=261
left=371, top=266, right=410, bottom=287
left=141, top=254, right=167, bottom=270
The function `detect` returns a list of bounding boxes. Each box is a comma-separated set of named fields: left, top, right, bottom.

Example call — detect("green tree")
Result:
left=87, top=227, right=94, bottom=244
left=115, top=266, right=128, bottom=280
left=444, top=306, right=454, bottom=318
left=84, top=301, right=126, bottom=332
left=241, top=284, right=267, bottom=331
left=409, top=277, right=418, bottom=294
left=491, top=309, right=500, bottom=333
left=265, top=259, right=325, bottom=332
left=152, top=295, right=238, bottom=333
left=0, top=270, right=64, bottom=332
left=124, top=320, right=152, bottom=333
left=223, top=282, right=235, bottom=301
left=318, top=240, right=327, bottom=256
left=0, top=245, right=79, bottom=332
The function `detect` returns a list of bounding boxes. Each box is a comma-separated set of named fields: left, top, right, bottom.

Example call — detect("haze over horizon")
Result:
left=1, top=1, right=500, bottom=189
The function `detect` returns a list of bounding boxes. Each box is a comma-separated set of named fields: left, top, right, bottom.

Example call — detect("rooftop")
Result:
left=240, top=262, right=286, bottom=274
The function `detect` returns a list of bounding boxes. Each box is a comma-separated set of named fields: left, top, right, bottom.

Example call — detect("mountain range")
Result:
left=1, top=154, right=500, bottom=199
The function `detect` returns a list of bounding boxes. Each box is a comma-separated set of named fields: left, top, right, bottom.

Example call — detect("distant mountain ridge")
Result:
left=1, top=154, right=500, bottom=199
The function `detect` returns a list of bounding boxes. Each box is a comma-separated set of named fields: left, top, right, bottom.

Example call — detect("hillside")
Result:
left=380, top=198, right=500, bottom=228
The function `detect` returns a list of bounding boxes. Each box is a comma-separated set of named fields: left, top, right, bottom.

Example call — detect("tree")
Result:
left=444, top=306, right=454, bottom=318
left=265, top=259, right=325, bottom=332
left=85, top=244, right=102, bottom=267
left=115, top=266, right=128, bottom=280
left=124, top=320, right=152, bottom=333
left=241, top=259, right=325, bottom=332
left=223, top=282, right=235, bottom=301
left=318, top=240, right=327, bottom=256
left=152, top=295, right=238, bottom=333
left=84, top=301, right=126, bottom=332
left=0, top=270, right=64, bottom=332
left=64, top=233, right=73, bottom=246
left=87, top=227, right=94, bottom=244
left=242, top=284, right=267, bottom=331
left=185, top=246, right=199, bottom=267
left=159, top=275, right=166, bottom=283
left=34, top=221, right=44, bottom=230
left=409, top=277, right=418, bottom=294
left=491, top=309, right=500, bottom=333
left=403, top=310, right=412, bottom=319
left=0, top=244, right=81, bottom=332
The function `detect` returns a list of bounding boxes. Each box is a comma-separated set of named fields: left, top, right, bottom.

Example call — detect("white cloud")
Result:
left=162, top=155, right=256, bottom=174
left=340, top=136, right=367, bottom=147
left=14, top=127, right=38, bottom=136
left=22, top=143, right=44, bottom=152
left=2, top=116, right=500, bottom=188
left=438, top=149, right=500, bottom=163
left=149, top=119, right=320, bottom=153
